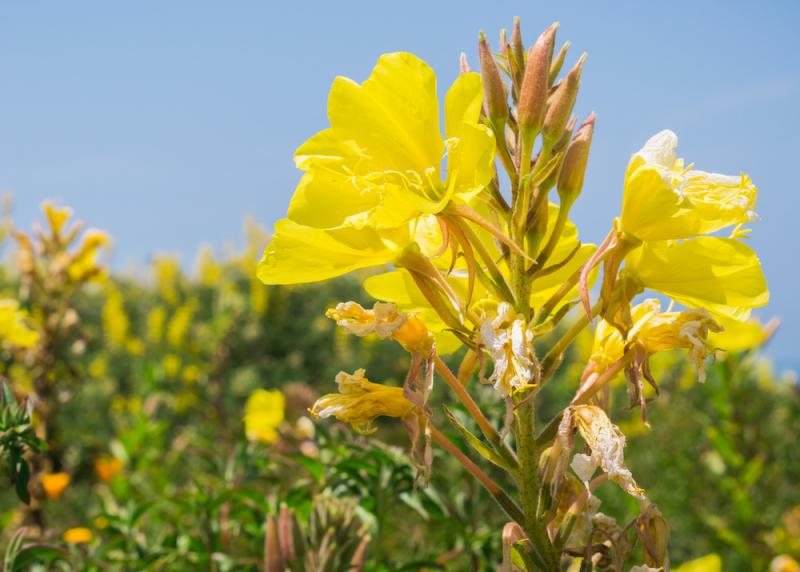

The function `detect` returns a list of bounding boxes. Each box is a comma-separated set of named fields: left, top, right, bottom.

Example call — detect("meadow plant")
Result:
left=258, top=19, right=769, bottom=571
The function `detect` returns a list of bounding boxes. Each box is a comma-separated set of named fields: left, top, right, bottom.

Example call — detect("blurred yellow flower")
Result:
left=146, top=306, right=167, bottom=344
left=102, top=285, right=130, bottom=348
left=163, top=354, right=182, bottom=378
left=0, top=299, right=39, bottom=348
left=243, top=389, right=285, bottom=444
left=63, top=527, right=93, bottom=544
left=42, top=201, right=73, bottom=236
left=153, top=255, right=181, bottom=304
left=310, top=369, right=415, bottom=435
left=166, top=301, right=196, bottom=348
left=673, top=554, right=722, bottom=572
left=68, top=229, right=110, bottom=283
left=42, top=472, right=71, bottom=500
left=195, top=245, right=223, bottom=286
left=94, top=457, right=123, bottom=482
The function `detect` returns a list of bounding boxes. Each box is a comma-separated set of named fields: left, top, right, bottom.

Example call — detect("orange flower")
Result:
left=63, top=527, right=93, bottom=544
left=41, top=472, right=70, bottom=500
left=94, top=457, right=123, bottom=482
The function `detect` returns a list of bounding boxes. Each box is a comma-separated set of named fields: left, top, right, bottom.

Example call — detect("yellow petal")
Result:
left=327, top=52, right=442, bottom=177
left=709, top=314, right=769, bottom=352
left=244, top=389, right=285, bottom=444
left=625, top=237, right=769, bottom=313
left=257, top=219, right=394, bottom=285
left=673, top=554, right=722, bottom=572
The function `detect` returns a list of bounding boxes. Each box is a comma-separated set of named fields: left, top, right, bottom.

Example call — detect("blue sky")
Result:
left=1, top=1, right=798, bottom=367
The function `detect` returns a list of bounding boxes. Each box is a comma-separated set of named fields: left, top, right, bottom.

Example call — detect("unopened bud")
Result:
left=548, top=41, right=571, bottom=85
left=542, top=53, right=586, bottom=147
left=459, top=52, right=470, bottom=74
left=557, top=112, right=595, bottom=204
left=511, top=17, right=525, bottom=71
left=518, top=23, right=558, bottom=138
left=478, top=32, right=509, bottom=127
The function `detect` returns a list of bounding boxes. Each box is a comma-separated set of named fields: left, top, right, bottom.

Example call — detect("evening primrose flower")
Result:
left=310, top=369, right=416, bottom=435
left=480, top=303, right=536, bottom=397
left=587, top=299, right=721, bottom=380
left=41, top=472, right=71, bottom=500
left=243, top=389, right=285, bottom=444
left=66, top=229, right=110, bottom=283
left=0, top=299, right=39, bottom=348
left=620, top=130, right=758, bottom=241
left=259, top=52, right=495, bottom=285
left=326, top=301, right=434, bottom=353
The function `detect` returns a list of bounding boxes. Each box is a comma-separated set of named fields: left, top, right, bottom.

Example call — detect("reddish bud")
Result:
left=478, top=32, right=509, bottom=126
left=542, top=52, right=586, bottom=147
left=518, top=23, right=558, bottom=136
left=557, top=112, right=595, bottom=203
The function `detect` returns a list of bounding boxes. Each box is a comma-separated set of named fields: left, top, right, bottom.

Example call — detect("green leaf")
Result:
left=443, top=407, right=515, bottom=473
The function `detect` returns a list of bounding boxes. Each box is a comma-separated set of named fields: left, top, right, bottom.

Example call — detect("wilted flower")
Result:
left=480, top=302, right=536, bottom=397
left=326, top=301, right=434, bottom=353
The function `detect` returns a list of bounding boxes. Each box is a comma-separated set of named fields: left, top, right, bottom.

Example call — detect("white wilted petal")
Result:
left=480, top=302, right=536, bottom=397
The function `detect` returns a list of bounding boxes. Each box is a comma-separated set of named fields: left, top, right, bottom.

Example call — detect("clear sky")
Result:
left=1, top=1, right=798, bottom=367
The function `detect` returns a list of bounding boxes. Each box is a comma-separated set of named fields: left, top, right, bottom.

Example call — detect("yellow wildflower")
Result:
left=68, top=229, right=110, bottom=283
left=166, top=301, right=196, bottom=348
left=42, top=201, right=73, bottom=237
left=326, top=301, right=434, bottom=353
left=310, top=369, right=415, bottom=435
left=195, top=245, right=223, bottom=286
left=259, top=52, right=495, bottom=285
left=620, top=130, right=758, bottom=241
left=243, top=389, right=285, bottom=444
left=94, top=457, right=123, bottom=482
left=673, top=554, right=722, bottom=572
left=41, top=472, right=71, bottom=500
left=0, top=299, right=39, bottom=348
left=146, top=306, right=167, bottom=344
left=102, top=285, right=129, bottom=348
left=63, top=527, right=93, bottom=544
left=153, top=255, right=181, bottom=304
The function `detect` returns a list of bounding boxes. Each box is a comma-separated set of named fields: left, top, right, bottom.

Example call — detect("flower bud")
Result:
left=459, top=51, right=470, bottom=74
left=478, top=32, right=508, bottom=127
left=509, top=17, right=526, bottom=89
left=548, top=41, right=570, bottom=85
left=542, top=53, right=586, bottom=148
left=517, top=23, right=558, bottom=138
left=557, top=112, right=595, bottom=205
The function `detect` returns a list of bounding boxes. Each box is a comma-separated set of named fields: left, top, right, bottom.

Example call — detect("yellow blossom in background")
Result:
left=153, top=255, right=181, bottom=304
left=0, top=299, right=39, bottom=348
left=42, top=472, right=71, bottom=500
left=620, top=130, right=758, bottom=241
left=63, top=527, right=93, bottom=544
left=673, top=554, right=722, bottom=572
left=166, top=301, right=197, bottom=348
left=772, top=556, right=800, bottom=572
left=42, top=201, right=73, bottom=237
left=94, top=457, right=124, bottom=482
left=195, top=245, right=223, bottom=286
left=243, top=389, right=285, bottom=444
left=310, top=369, right=415, bottom=434
left=163, top=354, right=182, bottom=378
left=102, top=285, right=130, bottom=348
left=146, top=306, right=167, bottom=344
left=68, top=229, right=110, bottom=283
left=258, top=52, right=496, bottom=285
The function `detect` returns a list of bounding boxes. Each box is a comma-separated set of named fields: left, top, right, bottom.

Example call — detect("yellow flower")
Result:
left=588, top=299, right=721, bottom=379
left=42, top=201, right=73, bottom=237
left=326, top=301, right=434, bottom=354
left=166, top=301, right=196, bottom=348
left=102, top=286, right=129, bottom=348
left=259, top=52, right=495, bottom=285
left=146, top=306, right=167, bottom=344
left=310, top=369, right=415, bottom=435
left=94, top=457, right=123, bottom=482
left=162, top=354, right=181, bottom=378
left=41, top=472, right=71, bottom=500
left=243, top=389, right=285, bottom=444
left=68, top=229, right=110, bottom=283
left=673, top=554, right=722, bottom=572
left=63, top=527, right=93, bottom=544
left=153, top=255, right=181, bottom=304
left=624, top=237, right=768, bottom=318
left=195, top=245, right=223, bottom=286
left=0, top=299, right=39, bottom=348
left=620, top=130, right=758, bottom=241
